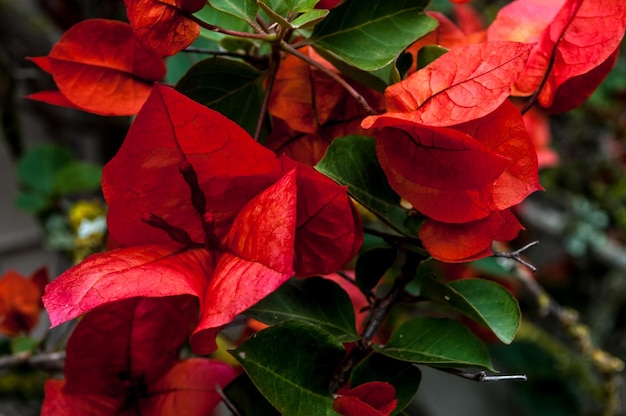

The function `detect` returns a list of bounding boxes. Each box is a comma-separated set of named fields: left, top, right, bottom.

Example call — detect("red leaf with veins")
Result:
left=27, top=19, right=165, bottom=115
left=334, top=382, right=398, bottom=416
left=419, top=209, right=523, bottom=262
left=362, top=42, right=532, bottom=127
left=124, top=0, right=202, bottom=56
left=44, top=84, right=360, bottom=353
left=488, top=0, right=626, bottom=112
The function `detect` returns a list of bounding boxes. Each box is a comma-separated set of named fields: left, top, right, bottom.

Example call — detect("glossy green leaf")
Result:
left=224, top=373, right=281, bottom=416
left=207, top=0, right=258, bottom=23
left=315, top=135, right=422, bottom=236
left=245, top=277, right=359, bottom=342
left=176, top=57, right=265, bottom=136
left=54, top=161, right=102, bottom=195
left=232, top=321, right=345, bottom=416
left=311, top=0, right=437, bottom=71
left=449, top=278, right=521, bottom=344
left=196, top=5, right=253, bottom=42
left=355, top=247, right=397, bottom=294
left=375, top=317, right=494, bottom=371
left=351, top=353, right=421, bottom=415
left=287, top=0, right=319, bottom=12
left=17, top=144, right=73, bottom=195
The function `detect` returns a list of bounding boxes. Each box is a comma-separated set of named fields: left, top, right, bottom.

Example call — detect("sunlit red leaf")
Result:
left=0, top=268, right=48, bottom=336
left=488, top=0, right=626, bottom=112
left=363, top=42, right=532, bottom=127
left=452, top=3, right=485, bottom=36
left=27, top=19, right=165, bottom=116
left=419, top=209, right=524, bottom=262
left=42, top=380, right=121, bottom=416
left=124, top=0, right=202, bottom=56
left=334, top=382, right=397, bottom=416
left=521, top=106, right=559, bottom=168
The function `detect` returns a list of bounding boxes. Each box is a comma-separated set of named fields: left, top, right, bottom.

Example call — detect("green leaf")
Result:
left=433, top=278, right=520, bottom=344
left=291, top=9, right=329, bottom=29
left=245, top=277, right=359, bottom=342
left=15, top=192, right=51, bottom=214
left=417, top=45, right=448, bottom=70
left=375, top=317, right=494, bottom=371
left=11, top=336, right=38, bottom=354
left=207, top=0, right=258, bottom=23
left=351, top=353, right=421, bottom=415
left=311, top=0, right=437, bottom=71
left=315, top=135, right=422, bottom=236
left=176, top=57, right=266, bottom=137
left=196, top=5, right=253, bottom=42
left=355, top=247, right=397, bottom=294
left=53, top=161, right=102, bottom=195
left=224, top=373, right=281, bottom=415
left=232, top=321, right=344, bottom=416
left=17, top=144, right=74, bottom=195
left=287, top=0, right=319, bottom=12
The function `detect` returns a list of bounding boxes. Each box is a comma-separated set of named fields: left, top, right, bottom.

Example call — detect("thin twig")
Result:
left=254, top=44, right=282, bottom=141
left=436, top=368, right=527, bottom=382
left=215, top=383, right=242, bottom=416
left=186, top=14, right=276, bottom=41
left=0, top=351, right=65, bottom=372
left=280, top=42, right=378, bottom=115
left=493, top=240, right=539, bottom=272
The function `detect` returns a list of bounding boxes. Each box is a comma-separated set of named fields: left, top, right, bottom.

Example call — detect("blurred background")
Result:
left=0, top=0, right=625, bottom=414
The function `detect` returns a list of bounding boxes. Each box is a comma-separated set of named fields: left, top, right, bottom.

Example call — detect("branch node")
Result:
left=493, top=240, right=539, bottom=272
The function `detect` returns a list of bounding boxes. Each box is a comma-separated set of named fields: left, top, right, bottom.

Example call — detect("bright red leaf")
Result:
left=124, top=0, right=203, bottom=57
left=334, top=382, right=398, bottom=416
left=43, top=84, right=361, bottom=354
left=27, top=19, right=165, bottom=115
left=362, top=42, right=532, bottom=127
left=0, top=268, right=48, bottom=336
left=488, top=0, right=626, bottom=112
left=366, top=101, right=540, bottom=261
left=41, top=296, right=235, bottom=416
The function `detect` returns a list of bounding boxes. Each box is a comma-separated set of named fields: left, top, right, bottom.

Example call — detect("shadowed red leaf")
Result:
left=363, top=42, right=532, bottom=127
left=124, top=0, right=202, bottom=56
left=0, top=268, right=48, bottom=336
left=488, top=0, right=626, bottom=112
left=27, top=19, right=165, bottom=115
left=334, top=382, right=397, bottom=416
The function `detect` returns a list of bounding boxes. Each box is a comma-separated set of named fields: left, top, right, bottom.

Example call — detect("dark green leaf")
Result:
left=315, top=135, right=422, bottom=236
left=245, top=277, right=359, bottom=342
left=224, top=373, right=281, bottom=416
left=15, top=192, right=51, bottom=214
left=351, top=353, right=421, bottom=415
left=416, top=45, right=448, bottom=70
left=375, top=317, right=494, bottom=370
left=53, top=161, right=102, bottom=195
left=207, top=0, right=258, bottom=23
left=232, top=321, right=345, bottom=415
left=17, top=144, right=74, bottom=195
left=311, top=0, right=437, bottom=71
left=176, top=57, right=265, bottom=136
left=355, top=247, right=397, bottom=294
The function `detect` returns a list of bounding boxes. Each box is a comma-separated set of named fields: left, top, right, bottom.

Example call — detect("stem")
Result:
left=330, top=251, right=422, bottom=392
left=254, top=44, right=281, bottom=141
left=493, top=240, right=539, bottom=272
left=186, top=14, right=276, bottom=41
left=280, top=42, right=379, bottom=115
left=0, top=351, right=65, bottom=372
left=436, top=368, right=527, bottom=382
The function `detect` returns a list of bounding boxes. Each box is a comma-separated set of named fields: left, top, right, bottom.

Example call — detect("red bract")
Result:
left=362, top=41, right=532, bottom=128
left=0, top=268, right=48, bottom=336
left=124, top=0, right=203, bottom=56
left=366, top=101, right=541, bottom=261
left=334, top=382, right=397, bottom=416
left=267, top=47, right=382, bottom=166
left=43, top=84, right=361, bottom=354
left=41, top=296, right=235, bottom=415
left=488, top=0, right=626, bottom=112
left=27, top=19, right=165, bottom=116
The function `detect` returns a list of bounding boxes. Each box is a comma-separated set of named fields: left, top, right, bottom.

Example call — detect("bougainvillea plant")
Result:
left=26, top=0, right=626, bottom=414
